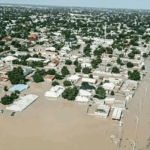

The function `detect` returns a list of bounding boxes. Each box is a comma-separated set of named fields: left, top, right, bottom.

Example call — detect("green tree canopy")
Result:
left=63, top=80, right=71, bottom=86
left=1, top=95, right=14, bottom=105
left=52, top=81, right=59, bottom=86
left=7, top=67, right=26, bottom=85
left=112, top=66, right=120, bottom=73
left=62, top=87, right=79, bottom=100
left=65, top=60, right=72, bottom=65
left=127, top=62, right=134, bottom=68
left=128, top=70, right=140, bottom=81
left=82, top=67, right=91, bottom=74
left=96, top=87, right=106, bottom=99
left=33, top=73, right=44, bottom=83
left=61, top=66, right=70, bottom=76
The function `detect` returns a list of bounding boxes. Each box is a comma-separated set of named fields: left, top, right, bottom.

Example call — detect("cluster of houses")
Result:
left=0, top=7, right=149, bottom=122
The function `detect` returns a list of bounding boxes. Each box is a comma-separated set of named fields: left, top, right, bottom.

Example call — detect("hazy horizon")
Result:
left=0, top=0, right=149, bottom=10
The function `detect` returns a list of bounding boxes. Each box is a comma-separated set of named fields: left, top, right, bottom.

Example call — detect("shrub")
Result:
left=110, top=91, right=115, bottom=95
left=63, top=80, right=71, bottom=86
left=4, top=86, right=8, bottom=91
left=82, top=67, right=91, bottom=74
left=65, top=60, right=72, bottom=65
left=96, top=87, right=106, bottom=99
left=127, top=62, right=134, bottom=68
left=52, top=81, right=59, bottom=86
left=1, top=95, right=14, bottom=105
left=62, top=87, right=79, bottom=100
left=112, top=67, right=120, bottom=73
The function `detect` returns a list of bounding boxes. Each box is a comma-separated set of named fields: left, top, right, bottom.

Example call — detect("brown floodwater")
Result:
left=0, top=82, right=119, bottom=150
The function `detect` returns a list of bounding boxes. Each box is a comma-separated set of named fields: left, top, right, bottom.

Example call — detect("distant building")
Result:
left=28, top=33, right=38, bottom=41
left=2, top=37, right=11, bottom=41
left=44, top=75, right=55, bottom=82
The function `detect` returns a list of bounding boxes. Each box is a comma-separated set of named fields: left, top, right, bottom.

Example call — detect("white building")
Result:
left=6, top=94, right=39, bottom=112
left=82, top=78, right=97, bottom=84
left=45, top=86, right=65, bottom=98
left=75, top=96, right=89, bottom=102
left=94, top=105, right=110, bottom=118
left=67, top=75, right=80, bottom=83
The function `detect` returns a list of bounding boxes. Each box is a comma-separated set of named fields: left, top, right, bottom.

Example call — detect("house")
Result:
left=80, top=82, right=95, bottom=92
left=45, top=47, right=56, bottom=51
left=112, top=108, right=122, bottom=120
left=14, top=51, right=29, bottom=57
left=22, top=66, right=33, bottom=76
left=75, top=96, right=89, bottom=102
left=2, top=37, right=11, bottom=41
left=39, top=50, right=58, bottom=58
left=2, top=56, right=18, bottom=63
left=112, top=100, right=126, bottom=110
left=28, top=33, right=38, bottom=41
left=94, top=105, right=110, bottom=118
left=82, top=78, right=97, bottom=84
left=44, top=75, right=55, bottom=82
left=79, top=89, right=92, bottom=97
left=9, top=84, right=29, bottom=92
left=0, top=68, right=8, bottom=78
left=26, top=57, right=45, bottom=62
left=67, top=75, right=80, bottom=83
left=81, top=62, right=92, bottom=68
left=51, top=59, right=59, bottom=66
left=94, top=98, right=105, bottom=105
left=102, top=83, right=115, bottom=91
left=0, top=77, right=8, bottom=82
left=104, top=97, right=115, bottom=105
left=6, top=94, right=39, bottom=112
left=45, top=85, right=65, bottom=98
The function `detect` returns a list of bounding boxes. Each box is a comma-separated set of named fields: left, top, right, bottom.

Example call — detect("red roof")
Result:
left=28, top=33, right=38, bottom=41
left=2, top=37, right=11, bottom=41
left=44, top=75, right=55, bottom=80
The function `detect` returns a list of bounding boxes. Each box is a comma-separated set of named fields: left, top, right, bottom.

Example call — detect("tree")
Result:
left=89, top=74, right=93, bottom=78
left=75, top=66, right=81, bottom=72
left=106, top=47, right=113, bottom=54
left=143, top=53, right=148, bottom=58
left=128, top=70, right=140, bottom=81
left=63, top=80, right=71, bottom=86
left=61, top=66, right=70, bottom=76
left=55, top=73, right=63, bottom=80
left=127, top=62, right=134, bottom=68
left=10, top=92, right=19, bottom=100
left=65, top=60, right=72, bottom=65
left=91, top=59, right=98, bottom=68
left=74, top=60, right=79, bottom=66
left=96, top=87, right=106, bottom=99
left=117, top=58, right=122, bottom=64
left=62, top=87, right=79, bottom=100
left=1, top=95, right=14, bottom=105
left=33, top=73, right=44, bottom=83
left=47, top=69, right=56, bottom=75
left=7, top=67, right=26, bottom=85
left=112, top=67, right=120, bottom=73
left=52, top=81, right=59, bottom=86
left=4, top=86, right=8, bottom=91
left=110, top=91, right=115, bottom=96
left=82, top=67, right=91, bottom=74
left=141, top=65, right=145, bottom=70
left=128, top=52, right=135, bottom=59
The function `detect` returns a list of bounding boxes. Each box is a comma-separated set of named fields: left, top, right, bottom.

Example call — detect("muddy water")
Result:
left=0, top=82, right=119, bottom=150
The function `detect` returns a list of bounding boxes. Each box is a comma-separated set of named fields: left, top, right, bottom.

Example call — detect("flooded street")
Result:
left=0, top=82, right=119, bottom=150
left=119, top=58, right=150, bottom=150
left=1, top=58, right=150, bottom=150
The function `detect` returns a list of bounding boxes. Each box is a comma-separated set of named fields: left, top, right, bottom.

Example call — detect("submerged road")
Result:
left=119, top=58, right=150, bottom=150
